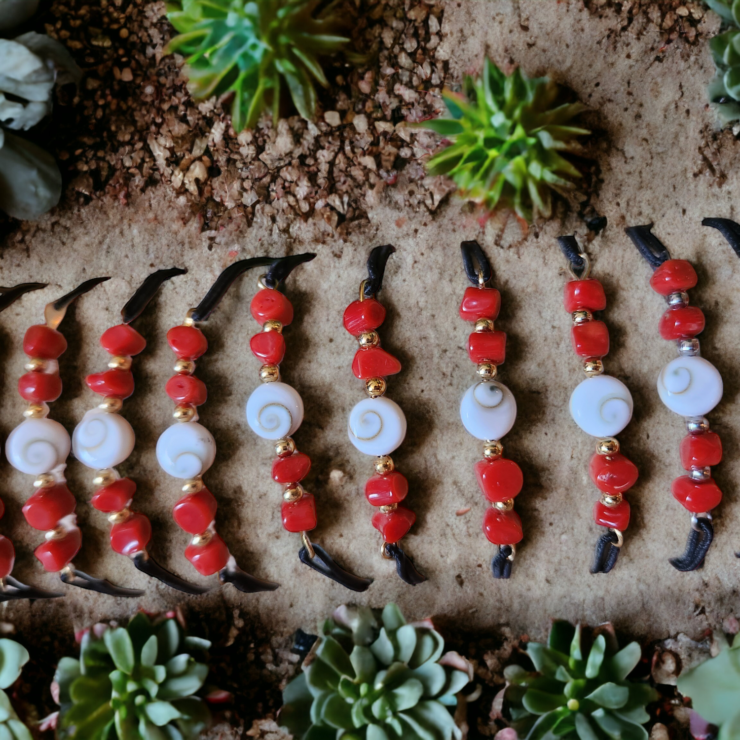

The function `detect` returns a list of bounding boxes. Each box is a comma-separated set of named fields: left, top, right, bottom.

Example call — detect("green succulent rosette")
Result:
left=0, top=638, right=33, bottom=740
left=280, top=604, right=471, bottom=740
left=705, top=0, right=740, bottom=121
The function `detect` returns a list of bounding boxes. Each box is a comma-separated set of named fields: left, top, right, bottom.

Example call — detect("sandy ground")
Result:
left=2, top=0, right=740, bottom=651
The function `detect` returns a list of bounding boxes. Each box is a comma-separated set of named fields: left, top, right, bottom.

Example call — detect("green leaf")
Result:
left=719, top=709, right=740, bottom=740
left=157, top=621, right=181, bottom=664
left=606, top=643, right=641, bottom=682
left=412, top=663, right=447, bottom=697
left=725, top=66, right=740, bottom=100
left=522, top=689, right=567, bottom=715
left=394, top=625, right=418, bottom=664
left=592, top=709, right=648, bottom=740
left=706, top=0, right=737, bottom=23
left=0, top=690, right=13, bottom=723
left=409, top=631, right=444, bottom=669
left=549, top=622, right=576, bottom=656
left=571, top=625, right=584, bottom=662
left=6, top=719, right=32, bottom=740
left=420, top=119, right=466, bottom=137
left=320, top=694, right=354, bottom=730
left=524, top=710, right=560, bottom=740
left=0, top=641, right=28, bottom=690
left=166, top=654, right=191, bottom=677
left=141, top=636, right=159, bottom=668
left=316, top=636, right=354, bottom=676
left=367, top=725, right=390, bottom=740
left=126, top=613, right=154, bottom=656
left=678, top=647, right=740, bottom=724
left=585, top=635, right=606, bottom=679
left=55, top=657, right=81, bottom=703
left=390, top=678, right=424, bottom=712
left=182, top=636, right=211, bottom=653
left=158, top=662, right=208, bottom=701
left=371, top=629, right=396, bottom=666
left=575, top=713, right=601, bottom=740
left=104, top=628, right=135, bottom=675
left=350, top=646, right=376, bottom=684
left=306, top=658, right=341, bottom=695
left=381, top=604, right=406, bottom=631
left=585, top=683, right=629, bottom=709
left=527, top=644, right=567, bottom=676
left=145, top=701, right=182, bottom=726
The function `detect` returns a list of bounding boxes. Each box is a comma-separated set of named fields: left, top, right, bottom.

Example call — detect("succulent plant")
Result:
left=166, top=0, right=353, bottom=132
left=280, top=603, right=472, bottom=740
left=0, top=638, right=33, bottom=740
left=54, top=613, right=213, bottom=740
left=418, top=58, right=590, bottom=223
left=704, top=0, right=740, bottom=122
left=677, top=631, right=740, bottom=740
left=505, top=621, right=658, bottom=740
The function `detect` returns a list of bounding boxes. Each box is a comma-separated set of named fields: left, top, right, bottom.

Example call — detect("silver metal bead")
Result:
left=667, top=291, right=689, bottom=307
left=686, top=417, right=710, bottom=434
left=689, top=467, right=712, bottom=481
left=678, top=338, right=700, bottom=356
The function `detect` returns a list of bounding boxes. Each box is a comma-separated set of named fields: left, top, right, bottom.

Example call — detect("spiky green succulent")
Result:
left=0, top=638, right=33, bottom=740
left=677, top=631, right=740, bottom=740
left=54, top=613, right=212, bottom=740
left=704, top=0, right=740, bottom=121
left=505, top=621, right=658, bottom=740
left=166, top=0, right=353, bottom=131
left=419, top=59, right=590, bottom=222
left=280, top=603, right=471, bottom=740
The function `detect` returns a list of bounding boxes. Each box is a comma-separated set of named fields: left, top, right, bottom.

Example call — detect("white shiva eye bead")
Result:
left=156, top=422, right=216, bottom=479
left=570, top=374, right=633, bottom=438
left=5, top=418, right=71, bottom=475
left=72, top=409, right=135, bottom=470
left=460, top=381, right=517, bottom=441
left=658, top=355, right=723, bottom=417
left=348, top=396, right=407, bottom=456
left=246, top=381, right=304, bottom=440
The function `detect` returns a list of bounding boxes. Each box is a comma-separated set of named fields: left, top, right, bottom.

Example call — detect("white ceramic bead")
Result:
left=460, top=381, right=517, bottom=441
left=156, top=422, right=216, bottom=479
left=570, top=374, right=633, bottom=438
left=72, top=409, right=135, bottom=470
left=658, top=355, right=723, bottom=417
left=348, top=396, right=407, bottom=456
left=246, top=381, right=303, bottom=440
left=5, top=418, right=71, bottom=475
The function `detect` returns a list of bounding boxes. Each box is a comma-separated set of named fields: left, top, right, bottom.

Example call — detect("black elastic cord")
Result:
left=264, top=253, right=316, bottom=290
left=218, top=566, right=280, bottom=593
left=51, top=277, right=110, bottom=313
left=121, top=267, right=187, bottom=324
left=670, top=518, right=714, bottom=572
left=60, top=568, right=144, bottom=597
left=492, top=546, right=513, bottom=579
left=132, top=552, right=209, bottom=595
left=362, top=245, right=396, bottom=298
left=556, top=235, right=587, bottom=278
left=591, top=531, right=621, bottom=574
left=0, top=575, right=63, bottom=602
left=624, top=225, right=671, bottom=268
left=702, top=218, right=740, bottom=258
left=384, top=543, right=427, bottom=586
left=0, top=283, right=46, bottom=314
left=298, top=543, right=373, bottom=592
left=460, top=240, right=492, bottom=286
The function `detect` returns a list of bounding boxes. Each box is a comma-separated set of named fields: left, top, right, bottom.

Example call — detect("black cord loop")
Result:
left=0, top=283, right=46, bottom=314
left=0, top=575, right=63, bottom=602
left=384, top=543, right=427, bottom=586
left=591, top=531, right=621, bottom=574
left=492, top=546, right=513, bottom=579
left=298, top=543, right=373, bottom=592
left=556, top=235, right=588, bottom=278
left=264, top=253, right=317, bottom=290
left=670, top=518, right=714, bottom=572
left=702, top=217, right=740, bottom=259
left=122, top=267, right=187, bottom=324
left=362, top=245, right=396, bottom=298
left=51, top=277, right=111, bottom=314
left=60, top=567, right=144, bottom=597
left=218, top=565, right=280, bottom=593
left=460, top=240, right=492, bottom=286
left=132, top=552, right=209, bottom=595
left=624, top=224, right=671, bottom=269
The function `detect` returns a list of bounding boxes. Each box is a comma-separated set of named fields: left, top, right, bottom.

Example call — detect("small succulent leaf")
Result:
left=409, top=700, right=460, bottom=740
left=422, top=119, right=466, bottom=137
left=350, top=646, right=376, bottom=684
left=387, top=715, right=404, bottom=736
left=350, top=696, right=369, bottom=727
left=381, top=604, right=407, bottom=632
left=153, top=665, right=167, bottom=684
left=139, top=718, right=169, bottom=740
left=280, top=674, right=313, bottom=737
left=371, top=629, right=396, bottom=666
left=585, top=636, right=606, bottom=679
left=6, top=719, right=32, bottom=740
left=109, top=669, right=127, bottom=696
left=55, top=657, right=81, bottom=703
left=0, top=640, right=28, bottom=690
left=527, top=644, right=567, bottom=676
left=70, top=675, right=110, bottom=704
left=565, top=678, right=588, bottom=700
left=551, top=709, right=576, bottom=738
left=718, top=709, right=740, bottom=740
left=412, top=663, right=447, bottom=697
left=317, top=636, right=354, bottom=677
left=585, top=683, right=629, bottom=709
left=613, top=706, right=651, bottom=725
left=706, top=0, right=737, bottom=22
left=440, top=668, right=470, bottom=697
left=677, top=646, right=740, bottom=724
left=115, top=707, right=139, bottom=740
left=145, top=701, right=182, bottom=727
left=549, top=622, right=576, bottom=656
left=397, top=711, right=438, bottom=740
left=575, top=713, right=600, bottom=740
left=157, top=620, right=182, bottom=664
left=306, top=658, right=342, bottom=695
left=725, top=67, right=740, bottom=100
left=591, top=709, right=648, bottom=740
left=522, top=689, right=567, bottom=715
left=338, top=675, right=360, bottom=701
left=367, top=725, right=390, bottom=740
left=605, top=643, right=641, bottom=682
left=0, top=690, right=12, bottom=722
left=141, top=635, right=159, bottom=668
left=389, top=677, right=425, bottom=711
left=321, top=694, right=355, bottom=730
left=524, top=710, right=560, bottom=740
left=126, top=612, right=154, bottom=655
left=410, top=631, right=445, bottom=669
left=182, top=636, right=211, bottom=653
left=61, top=699, right=115, bottom=739
left=504, top=665, right=531, bottom=685
left=371, top=695, right=393, bottom=723
left=0, top=725, right=13, bottom=740
left=303, top=727, right=337, bottom=740
left=309, top=691, right=331, bottom=726
left=711, top=31, right=734, bottom=66
left=570, top=625, right=584, bottom=662
left=104, top=629, right=136, bottom=676
left=166, top=654, right=193, bottom=678
left=157, top=662, right=208, bottom=701
left=555, top=666, right=572, bottom=682
left=394, top=625, right=418, bottom=664
left=143, top=677, right=160, bottom=698
left=733, top=0, right=740, bottom=26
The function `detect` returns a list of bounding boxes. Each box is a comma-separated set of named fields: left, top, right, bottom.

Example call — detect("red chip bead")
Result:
left=365, top=472, right=409, bottom=506
left=110, top=513, right=152, bottom=556
left=91, top=478, right=136, bottom=513
left=165, top=375, right=207, bottom=407
left=35, top=528, right=81, bottom=572
left=185, top=533, right=230, bottom=576
left=23, top=325, right=67, bottom=359
left=0, top=536, right=14, bottom=579
left=680, top=432, right=723, bottom=470
left=593, top=499, right=631, bottom=531
left=659, top=306, right=705, bottom=340
left=467, top=331, right=506, bottom=365
left=100, top=324, right=146, bottom=356
left=352, top=347, right=402, bottom=379
left=483, top=508, right=523, bottom=546
left=173, top=489, right=218, bottom=534
left=571, top=321, right=609, bottom=358
left=86, top=369, right=134, bottom=399
left=0, top=499, right=4, bottom=520
left=250, top=331, right=286, bottom=365
left=22, top=484, right=77, bottom=531
left=459, top=287, right=501, bottom=322
left=250, top=289, right=294, bottom=327
left=167, top=325, right=208, bottom=360
left=564, top=279, right=607, bottom=313
left=588, top=453, right=639, bottom=494
left=475, top=458, right=523, bottom=503
left=372, top=506, right=416, bottom=543
left=18, top=371, right=62, bottom=403
left=650, top=259, right=698, bottom=296
left=672, top=476, right=723, bottom=513
left=281, top=494, right=318, bottom=533
left=343, top=299, right=386, bottom=335
left=272, top=452, right=312, bottom=484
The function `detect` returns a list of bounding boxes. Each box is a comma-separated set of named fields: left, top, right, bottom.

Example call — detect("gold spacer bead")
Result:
left=283, top=486, right=304, bottom=502
left=275, top=438, right=296, bottom=458
left=493, top=498, right=515, bottom=512
left=191, top=531, right=213, bottom=547
left=24, top=403, right=46, bottom=419
left=99, top=396, right=123, bottom=413
left=583, top=358, right=604, bottom=377
left=174, top=359, right=196, bottom=375
left=374, top=455, right=394, bottom=474
left=34, top=473, right=55, bottom=489
left=181, top=477, right=204, bottom=494
left=474, top=318, right=494, bottom=333
left=366, top=377, right=386, bottom=398
left=93, top=469, right=116, bottom=487
left=45, top=526, right=66, bottom=541
left=260, top=364, right=280, bottom=383
left=108, top=508, right=132, bottom=524
left=572, top=309, right=593, bottom=325
left=596, top=437, right=620, bottom=456
left=263, top=320, right=283, bottom=334
left=358, top=331, right=380, bottom=348
left=24, top=358, right=46, bottom=372
left=379, top=503, right=398, bottom=513
left=182, top=309, right=197, bottom=327
left=173, top=405, right=196, bottom=423
left=107, top=356, right=132, bottom=371
left=483, top=440, right=504, bottom=459
left=477, top=362, right=497, bottom=380
left=601, top=493, right=623, bottom=508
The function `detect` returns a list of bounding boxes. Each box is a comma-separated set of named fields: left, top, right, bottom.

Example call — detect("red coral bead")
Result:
left=185, top=533, right=229, bottom=576
left=564, top=279, right=607, bottom=313
left=571, top=321, right=609, bottom=358
left=85, top=369, right=134, bottom=399
left=459, top=287, right=501, bottom=322
left=588, top=453, right=639, bottom=494
left=365, top=472, right=409, bottom=506
left=110, top=513, right=151, bottom=556
left=680, top=432, right=723, bottom=470
left=352, top=347, right=401, bottom=379
left=672, top=476, right=723, bottom=513
left=475, top=458, right=523, bottom=503
left=35, top=528, right=81, bottom=572
left=23, top=484, right=76, bottom=531
left=483, top=508, right=523, bottom=546
left=23, top=325, right=67, bottom=359
left=91, top=478, right=136, bottom=513
left=281, top=494, right=318, bottom=533
left=250, top=289, right=294, bottom=327
left=650, top=259, right=698, bottom=296
left=165, top=374, right=207, bottom=407
left=100, top=324, right=146, bottom=356
left=372, top=506, right=416, bottom=543
left=272, top=452, right=312, bottom=484
left=173, top=489, right=218, bottom=534
left=343, top=299, right=386, bottom=335
left=467, top=331, right=506, bottom=365
left=0, top=499, right=4, bottom=520
left=167, top=325, right=208, bottom=360
left=659, top=306, right=705, bottom=340
left=250, top=331, right=286, bottom=365
left=18, top=371, right=62, bottom=403
left=593, top=499, right=631, bottom=530
left=0, top=536, right=14, bottom=579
